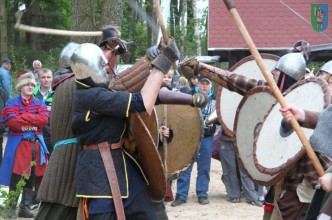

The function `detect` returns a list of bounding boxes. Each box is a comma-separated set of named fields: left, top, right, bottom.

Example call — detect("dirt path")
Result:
left=166, top=159, right=264, bottom=220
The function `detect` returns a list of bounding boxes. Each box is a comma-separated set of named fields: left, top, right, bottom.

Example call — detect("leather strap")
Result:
left=76, top=199, right=84, bottom=220
left=31, top=139, right=37, bottom=191
left=270, top=179, right=284, bottom=220
left=98, top=141, right=126, bottom=220
left=21, top=137, right=38, bottom=142
left=84, top=140, right=123, bottom=150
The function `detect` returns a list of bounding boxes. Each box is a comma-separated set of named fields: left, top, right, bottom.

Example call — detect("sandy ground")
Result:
left=166, top=159, right=264, bottom=220
left=0, top=138, right=264, bottom=220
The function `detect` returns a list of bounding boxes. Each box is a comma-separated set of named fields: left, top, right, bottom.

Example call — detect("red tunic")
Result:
left=4, top=96, right=49, bottom=177
left=12, top=140, right=47, bottom=177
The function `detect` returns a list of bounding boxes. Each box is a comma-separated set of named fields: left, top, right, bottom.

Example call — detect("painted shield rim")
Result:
left=128, top=110, right=166, bottom=200
left=216, top=53, right=280, bottom=137
left=253, top=77, right=331, bottom=176
left=155, top=105, right=204, bottom=180
left=234, top=86, right=284, bottom=185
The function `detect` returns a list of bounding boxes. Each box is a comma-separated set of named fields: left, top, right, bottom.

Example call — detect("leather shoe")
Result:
left=171, top=197, right=186, bottom=207
left=7, top=207, right=17, bottom=219
left=229, top=198, right=240, bottom=203
left=248, top=200, right=263, bottom=207
left=198, top=197, right=209, bottom=205
left=18, top=208, right=35, bottom=218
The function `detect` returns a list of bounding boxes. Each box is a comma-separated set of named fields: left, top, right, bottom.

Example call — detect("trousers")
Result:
left=175, top=136, right=214, bottom=200
left=218, top=139, right=258, bottom=202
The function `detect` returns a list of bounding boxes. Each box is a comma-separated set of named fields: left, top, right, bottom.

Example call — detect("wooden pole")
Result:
left=153, top=0, right=169, bottom=44
left=15, top=11, right=101, bottom=36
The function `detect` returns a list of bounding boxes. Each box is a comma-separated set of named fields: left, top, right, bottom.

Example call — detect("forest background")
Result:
left=0, top=0, right=208, bottom=91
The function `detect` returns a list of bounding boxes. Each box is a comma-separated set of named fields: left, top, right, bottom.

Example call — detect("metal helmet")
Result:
left=274, top=53, right=306, bottom=81
left=320, top=60, right=332, bottom=75
left=70, top=43, right=109, bottom=85
left=59, top=42, right=80, bottom=68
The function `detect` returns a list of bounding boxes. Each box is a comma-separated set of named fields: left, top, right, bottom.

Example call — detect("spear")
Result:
left=153, top=0, right=169, bottom=177
left=153, top=0, right=169, bottom=44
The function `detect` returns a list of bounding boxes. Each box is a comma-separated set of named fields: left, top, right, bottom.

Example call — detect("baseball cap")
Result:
left=198, top=76, right=212, bottom=83
left=2, top=58, right=12, bottom=64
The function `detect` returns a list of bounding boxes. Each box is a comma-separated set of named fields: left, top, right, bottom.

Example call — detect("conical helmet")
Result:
left=320, top=60, right=332, bottom=75
left=274, top=53, right=306, bottom=81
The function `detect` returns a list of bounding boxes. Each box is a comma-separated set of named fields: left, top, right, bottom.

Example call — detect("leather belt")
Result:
left=21, top=138, right=38, bottom=143
left=83, top=140, right=123, bottom=150
left=98, top=141, right=126, bottom=220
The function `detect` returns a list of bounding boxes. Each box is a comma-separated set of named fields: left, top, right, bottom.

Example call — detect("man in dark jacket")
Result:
left=0, top=58, right=12, bottom=165
left=71, top=37, right=179, bottom=219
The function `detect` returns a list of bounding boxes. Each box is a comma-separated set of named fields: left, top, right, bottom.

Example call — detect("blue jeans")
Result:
left=175, top=136, right=214, bottom=200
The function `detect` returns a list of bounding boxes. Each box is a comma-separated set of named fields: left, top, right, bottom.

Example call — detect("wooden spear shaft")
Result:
left=223, top=0, right=324, bottom=176
left=153, top=0, right=169, bottom=44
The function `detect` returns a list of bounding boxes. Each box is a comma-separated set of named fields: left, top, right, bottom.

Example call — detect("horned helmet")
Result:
left=70, top=43, right=109, bottom=87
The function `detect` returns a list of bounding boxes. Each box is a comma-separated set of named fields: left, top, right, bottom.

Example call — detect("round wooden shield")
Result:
left=234, top=86, right=284, bottom=185
left=254, top=77, right=331, bottom=175
left=126, top=110, right=166, bottom=200
left=155, top=105, right=204, bottom=180
left=216, top=53, right=280, bottom=137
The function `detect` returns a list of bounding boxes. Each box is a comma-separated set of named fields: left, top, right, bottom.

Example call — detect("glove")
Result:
left=146, top=46, right=160, bottom=60
left=179, top=57, right=200, bottom=80
left=146, top=37, right=180, bottom=74
left=192, top=93, right=208, bottom=108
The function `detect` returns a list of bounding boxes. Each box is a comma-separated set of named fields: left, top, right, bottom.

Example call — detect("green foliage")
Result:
left=199, top=8, right=208, bottom=55
left=120, top=0, right=209, bottom=63
left=0, top=172, right=30, bottom=217
left=3, top=0, right=209, bottom=73
left=308, top=61, right=324, bottom=74
left=4, top=0, right=71, bottom=90
left=8, top=44, right=64, bottom=98
left=121, top=2, right=149, bottom=64
left=39, top=0, right=72, bottom=45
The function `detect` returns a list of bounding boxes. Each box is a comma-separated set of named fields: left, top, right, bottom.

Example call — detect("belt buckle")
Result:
left=31, top=138, right=37, bottom=143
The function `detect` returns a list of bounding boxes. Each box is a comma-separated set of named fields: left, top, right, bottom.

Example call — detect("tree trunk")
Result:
left=170, top=0, right=182, bottom=38
left=0, top=0, right=8, bottom=58
left=127, top=2, right=136, bottom=63
left=192, top=0, right=201, bottom=56
left=179, top=0, right=187, bottom=60
left=169, top=0, right=175, bottom=37
left=26, top=0, right=41, bottom=51
left=100, top=0, right=123, bottom=29
left=99, top=0, right=124, bottom=46
left=146, top=0, right=155, bottom=46
left=13, top=0, right=20, bottom=46
left=71, top=0, right=96, bottom=43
